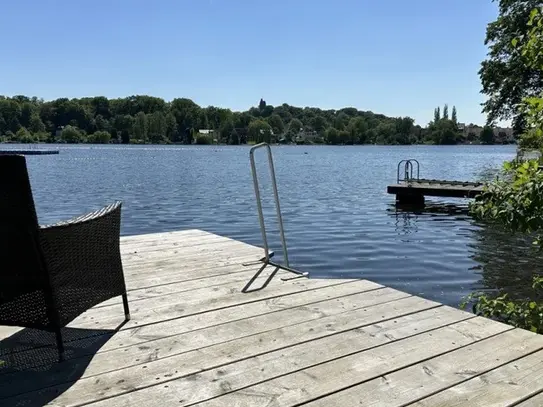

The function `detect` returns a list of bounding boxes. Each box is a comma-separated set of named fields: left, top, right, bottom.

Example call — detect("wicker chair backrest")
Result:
left=0, top=155, right=49, bottom=304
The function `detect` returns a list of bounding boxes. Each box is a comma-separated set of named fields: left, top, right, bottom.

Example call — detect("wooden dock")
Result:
left=388, top=179, right=485, bottom=204
left=1, top=229, right=543, bottom=407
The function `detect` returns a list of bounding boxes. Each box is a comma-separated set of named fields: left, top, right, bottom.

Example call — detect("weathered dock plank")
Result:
left=193, top=318, right=515, bottom=407
left=305, top=328, right=543, bottom=407
left=1, top=229, right=542, bottom=407
left=408, top=349, right=543, bottom=407
left=516, top=392, right=543, bottom=407
left=87, top=307, right=473, bottom=407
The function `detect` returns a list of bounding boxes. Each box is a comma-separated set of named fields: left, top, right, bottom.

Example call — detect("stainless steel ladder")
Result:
left=246, top=143, right=308, bottom=280
left=397, top=159, right=420, bottom=183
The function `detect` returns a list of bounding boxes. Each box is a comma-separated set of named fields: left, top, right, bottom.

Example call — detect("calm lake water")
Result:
left=17, top=144, right=542, bottom=307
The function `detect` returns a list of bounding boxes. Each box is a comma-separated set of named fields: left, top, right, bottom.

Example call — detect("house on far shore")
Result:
left=55, top=126, right=64, bottom=140
left=457, top=123, right=515, bottom=143
left=295, top=129, right=322, bottom=144
left=195, top=129, right=217, bottom=143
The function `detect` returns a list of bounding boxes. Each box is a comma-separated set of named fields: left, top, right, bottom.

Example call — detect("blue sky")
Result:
left=1, top=0, right=499, bottom=126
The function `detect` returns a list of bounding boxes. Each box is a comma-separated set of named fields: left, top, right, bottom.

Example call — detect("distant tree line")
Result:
left=0, top=95, right=508, bottom=145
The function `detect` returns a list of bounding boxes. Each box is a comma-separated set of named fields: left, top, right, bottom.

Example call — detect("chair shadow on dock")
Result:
left=0, top=324, right=126, bottom=406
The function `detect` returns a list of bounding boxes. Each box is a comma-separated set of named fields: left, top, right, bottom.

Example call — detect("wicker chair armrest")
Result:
left=41, top=201, right=122, bottom=229
left=38, top=201, right=127, bottom=326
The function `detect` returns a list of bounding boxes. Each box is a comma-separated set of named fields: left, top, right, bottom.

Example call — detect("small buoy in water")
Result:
left=304, top=152, right=308, bottom=154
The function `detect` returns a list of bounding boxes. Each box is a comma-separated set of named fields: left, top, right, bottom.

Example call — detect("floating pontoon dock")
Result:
left=388, top=159, right=485, bottom=204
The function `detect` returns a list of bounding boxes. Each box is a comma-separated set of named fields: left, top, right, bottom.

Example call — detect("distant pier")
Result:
left=0, top=149, right=59, bottom=155
left=388, top=159, right=484, bottom=205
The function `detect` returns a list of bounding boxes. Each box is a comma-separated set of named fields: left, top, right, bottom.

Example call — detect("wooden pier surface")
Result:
left=1, top=229, right=543, bottom=406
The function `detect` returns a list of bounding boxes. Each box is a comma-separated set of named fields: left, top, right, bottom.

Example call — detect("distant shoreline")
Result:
left=0, top=141, right=516, bottom=147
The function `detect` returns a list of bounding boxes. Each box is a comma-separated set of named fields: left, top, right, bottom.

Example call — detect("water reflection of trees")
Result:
left=469, top=223, right=543, bottom=300
left=389, top=202, right=542, bottom=301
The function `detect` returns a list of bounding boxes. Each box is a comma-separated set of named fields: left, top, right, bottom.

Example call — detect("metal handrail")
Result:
left=248, top=143, right=307, bottom=278
left=397, top=159, right=420, bottom=183
left=249, top=143, right=289, bottom=266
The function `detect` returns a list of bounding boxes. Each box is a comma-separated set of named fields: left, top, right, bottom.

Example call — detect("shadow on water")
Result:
left=0, top=327, right=118, bottom=406
left=389, top=201, right=472, bottom=234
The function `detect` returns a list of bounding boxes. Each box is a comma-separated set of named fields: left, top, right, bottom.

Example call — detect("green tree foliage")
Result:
left=287, top=118, right=303, bottom=142
left=148, top=111, right=166, bottom=143
left=195, top=133, right=213, bottom=145
left=219, top=120, right=234, bottom=143
left=515, top=7, right=543, bottom=150
left=338, top=130, right=350, bottom=144
left=472, top=160, right=543, bottom=233
left=480, top=126, right=496, bottom=144
left=288, top=118, right=303, bottom=133
left=229, top=128, right=240, bottom=145
left=0, top=98, right=22, bottom=133
left=88, top=130, right=111, bottom=144
left=374, top=122, right=396, bottom=144
left=34, top=132, right=50, bottom=142
left=0, top=95, right=479, bottom=146
left=467, top=6, right=543, bottom=332
left=133, top=111, right=148, bottom=142
left=233, top=112, right=252, bottom=129
left=94, top=115, right=110, bottom=132
left=333, top=112, right=349, bottom=130
left=29, top=114, right=45, bottom=133
left=14, top=127, right=34, bottom=143
left=260, top=105, right=274, bottom=118
left=462, top=276, right=543, bottom=333
left=248, top=120, right=272, bottom=143
left=113, top=114, right=134, bottom=135
left=347, top=117, right=368, bottom=144
left=326, top=127, right=339, bottom=144
left=312, top=115, right=328, bottom=134
left=20, top=103, right=35, bottom=128
left=61, top=125, right=83, bottom=143
left=468, top=160, right=543, bottom=332
left=273, top=105, right=293, bottom=123
left=479, top=0, right=542, bottom=131
left=394, top=117, right=414, bottom=145
left=267, top=114, right=285, bottom=135
left=426, top=105, right=462, bottom=144
left=451, top=106, right=458, bottom=124
left=165, top=112, right=178, bottom=142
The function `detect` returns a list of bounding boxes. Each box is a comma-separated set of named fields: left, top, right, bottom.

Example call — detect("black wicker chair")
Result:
left=0, top=155, right=130, bottom=362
